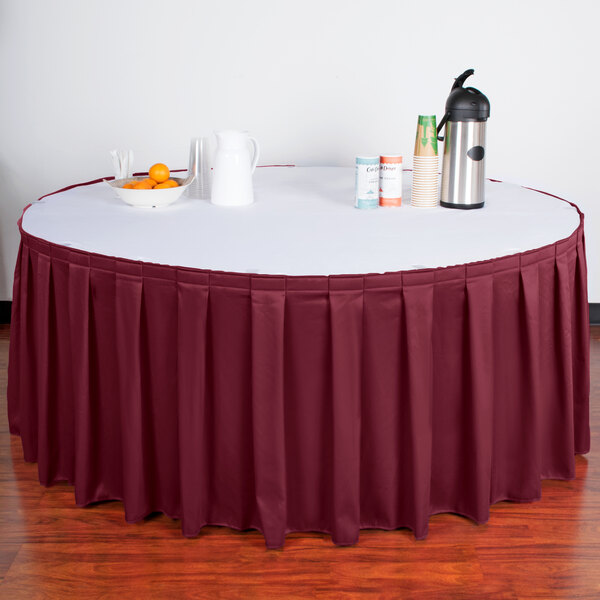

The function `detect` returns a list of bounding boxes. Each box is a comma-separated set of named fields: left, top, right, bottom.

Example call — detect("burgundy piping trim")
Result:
left=38, top=177, right=115, bottom=201
left=33, top=166, right=583, bottom=226
left=403, top=169, right=581, bottom=216
left=37, top=165, right=296, bottom=202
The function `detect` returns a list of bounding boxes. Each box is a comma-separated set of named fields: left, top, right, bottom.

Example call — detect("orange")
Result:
left=140, top=178, right=157, bottom=187
left=122, top=183, right=135, bottom=189
left=133, top=181, right=154, bottom=190
left=154, top=179, right=179, bottom=189
left=148, top=163, right=170, bottom=184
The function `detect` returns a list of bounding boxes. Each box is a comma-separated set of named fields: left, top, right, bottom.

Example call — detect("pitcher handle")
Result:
left=249, top=137, right=260, bottom=173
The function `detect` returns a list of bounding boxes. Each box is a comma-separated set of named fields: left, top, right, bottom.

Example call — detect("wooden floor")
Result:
left=0, top=324, right=598, bottom=599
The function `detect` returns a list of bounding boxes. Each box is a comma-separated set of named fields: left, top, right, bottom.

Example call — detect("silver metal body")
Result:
left=440, top=121, right=486, bottom=207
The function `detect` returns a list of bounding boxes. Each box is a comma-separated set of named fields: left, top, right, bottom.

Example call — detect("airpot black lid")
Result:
left=445, top=69, right=490, bottom=122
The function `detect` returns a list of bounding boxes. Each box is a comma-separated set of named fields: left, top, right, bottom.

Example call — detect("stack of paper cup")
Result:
left=411, top=115, right=439, bottom=208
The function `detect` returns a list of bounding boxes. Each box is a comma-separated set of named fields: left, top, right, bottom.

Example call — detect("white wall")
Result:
left=1, top=0, right=598, bottom=300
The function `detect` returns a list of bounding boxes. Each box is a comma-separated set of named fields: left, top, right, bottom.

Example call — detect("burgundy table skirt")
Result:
left=7, top=195, right=590, bottom=549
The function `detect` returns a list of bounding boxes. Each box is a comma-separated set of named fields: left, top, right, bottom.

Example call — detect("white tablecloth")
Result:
left=22, top=167, right=580, bottom=276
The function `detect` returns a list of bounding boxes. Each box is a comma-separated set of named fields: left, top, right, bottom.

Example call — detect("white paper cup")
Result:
left=411, top=190, right=439, bottom=201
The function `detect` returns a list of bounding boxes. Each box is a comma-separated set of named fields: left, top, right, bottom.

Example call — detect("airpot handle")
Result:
left=437, top=112, right=450, bottom=141
left=451, top=68, right=475, bottom=90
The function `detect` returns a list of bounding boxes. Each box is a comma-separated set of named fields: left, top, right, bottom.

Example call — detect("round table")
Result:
left=8, top=167, right=590, bottom=549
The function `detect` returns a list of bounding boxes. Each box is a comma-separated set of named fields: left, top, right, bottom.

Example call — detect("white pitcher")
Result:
left=211, top=130, right=260, bottom=206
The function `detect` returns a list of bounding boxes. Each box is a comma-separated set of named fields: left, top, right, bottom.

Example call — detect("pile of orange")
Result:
left=123, top=163, right=179, bottom=190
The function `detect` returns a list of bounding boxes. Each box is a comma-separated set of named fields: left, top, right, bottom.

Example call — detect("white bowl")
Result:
left=107, top=175, right=194, bottom=208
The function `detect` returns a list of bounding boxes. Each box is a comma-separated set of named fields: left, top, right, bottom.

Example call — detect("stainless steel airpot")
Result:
left=437, top=69, right=490, bottom=209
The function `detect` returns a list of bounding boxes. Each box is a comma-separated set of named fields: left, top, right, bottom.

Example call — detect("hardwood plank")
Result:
left=0, top=540, right=491, bottom=600
left=0, top=544, right=21, bottom=583
left=477, top=544, right=600, bottom=599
